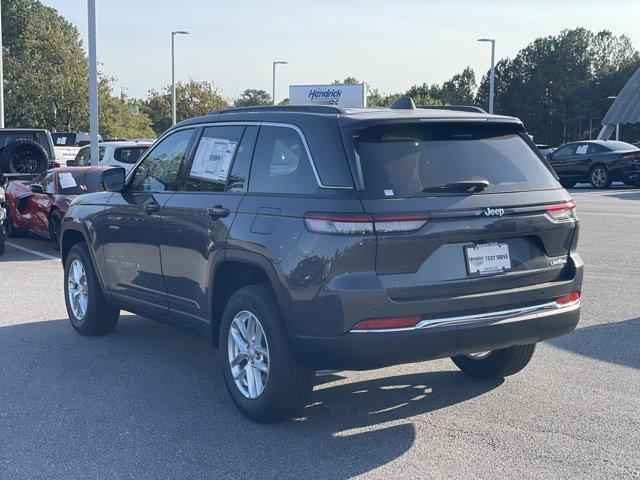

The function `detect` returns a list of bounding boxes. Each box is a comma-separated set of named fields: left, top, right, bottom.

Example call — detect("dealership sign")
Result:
left=289, top=84, right=366, bottom=107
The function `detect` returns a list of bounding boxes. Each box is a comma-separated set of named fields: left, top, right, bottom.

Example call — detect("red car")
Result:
left=5, top=166, right=110, bottom=249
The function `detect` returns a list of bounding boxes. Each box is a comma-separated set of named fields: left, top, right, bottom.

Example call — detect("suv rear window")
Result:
left=113, top=146, right=148, bottom=164
left=346, top=122, right=558, bottom=198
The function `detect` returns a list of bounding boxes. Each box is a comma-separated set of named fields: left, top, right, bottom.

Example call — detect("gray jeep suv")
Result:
left=60, top=100, right=583, bottom=422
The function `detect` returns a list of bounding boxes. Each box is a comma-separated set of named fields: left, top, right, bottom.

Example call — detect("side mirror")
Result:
left=100, top=167, right=126, bottom=192
left=29, top=184, right=45, bottom=194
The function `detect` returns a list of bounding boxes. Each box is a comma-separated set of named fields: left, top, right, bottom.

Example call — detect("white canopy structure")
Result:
left=598, top=66, right=640, bottom=140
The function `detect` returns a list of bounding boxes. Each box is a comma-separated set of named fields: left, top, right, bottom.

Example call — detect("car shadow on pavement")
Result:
left=604, top=191, right=640, bottom=201
left=1, top=316, right=502, bottom=479
left=548, top=318, right=640, bottom=370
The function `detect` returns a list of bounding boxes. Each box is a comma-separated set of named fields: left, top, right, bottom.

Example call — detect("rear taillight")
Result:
left=621, top=153, right=640, bottom=162
left=304, top=213, right=373, bottom=234
left=304, top=212, right=429, bottom=235
left=352, top=316, right=421, bottom=331
left=373, top=213, right=430, bottom=233
left=556, top=291, right=580, bottom=306
left=546, top=201, right=577, bottom=223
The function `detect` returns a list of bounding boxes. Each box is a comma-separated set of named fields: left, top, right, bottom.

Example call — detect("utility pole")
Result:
left=0, top=1, right=5, bottom=128
left=272, top=61, right=288, bottom=105
left=478, top=38, right=496, bottom=114
left=171, top=30, right=190, bottom=125
left=88, top=0, right=99, bottom=165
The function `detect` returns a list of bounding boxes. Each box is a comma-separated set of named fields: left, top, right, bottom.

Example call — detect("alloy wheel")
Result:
left=50, top=215, right=61, bottom=249
left=67, top=259, right=89, bottom=320
left=591, top=167, right=607, bottom=188
left=227, top=310, right=270, bottom=399
left=9, top=150, right=39, bottom=174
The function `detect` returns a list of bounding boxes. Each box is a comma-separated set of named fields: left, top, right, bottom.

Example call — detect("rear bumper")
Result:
left=290, top=300, right=580, bottom=370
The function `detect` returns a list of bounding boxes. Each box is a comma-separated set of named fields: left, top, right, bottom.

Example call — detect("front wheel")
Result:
left=64, top=243, right=120, bottom=335
left=451, top=344, right=536, bottom=379
left=589, top=165, right=611, bottom=189
left=220, top=284, right=315, bottom=422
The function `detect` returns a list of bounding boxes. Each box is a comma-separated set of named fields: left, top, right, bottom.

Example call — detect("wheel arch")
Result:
left=60, top=224, right=109, bottom=293
left=209, top=250, right=293, bottom=345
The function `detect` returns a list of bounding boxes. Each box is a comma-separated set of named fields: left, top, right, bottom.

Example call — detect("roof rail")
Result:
left=417, top=105, right=488, bottom=114
left=212, top=105, right=346, bottom=115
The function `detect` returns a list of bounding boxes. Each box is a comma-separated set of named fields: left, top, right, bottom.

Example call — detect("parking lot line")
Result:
left=5, top=242, right=60, bottom=261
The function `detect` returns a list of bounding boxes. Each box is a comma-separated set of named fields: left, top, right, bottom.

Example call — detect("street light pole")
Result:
left=478, top=38, right=495, bottom=114
left=88, top=0, right=99, bottom=166
left=272, top=61, right=288, bottom=105
left=0, top=1, right=4, bottom=129
left=171, top=30, right=190, bottom=126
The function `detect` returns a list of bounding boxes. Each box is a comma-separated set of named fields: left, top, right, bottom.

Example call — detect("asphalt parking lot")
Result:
left=1, top=185, right=639, bottom=480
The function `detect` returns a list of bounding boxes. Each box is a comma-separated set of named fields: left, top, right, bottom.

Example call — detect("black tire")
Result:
left=589, top=165, right=611, bottom=189
left=49, top=210, right=62, bottom=250
left=559, top=180, right=576, bottom=189
left=219, top=284, right=315, bottom=422
left=5, top=208, right=26, bottom=238
left=451, top=344, right=536, bottom=379
left=64, top=242, right=119, bottom=336
left=0, top=234, right=4, bottom=255
left=0, top=139, right=49, bottom=174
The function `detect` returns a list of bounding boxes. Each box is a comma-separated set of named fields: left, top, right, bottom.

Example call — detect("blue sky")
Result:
left=43, top=0, right=640, bottom=103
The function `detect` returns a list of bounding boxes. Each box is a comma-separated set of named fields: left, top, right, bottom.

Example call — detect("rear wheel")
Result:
left=49, top=210, right=62, bottom=250
left=0, top=233, right=4, bottom=255
left=5, top=209, right=26, bottom=238
left=64, top=243, right=119, bottom=335
left=589, top=165, right=611, bottom=189
left=219, top=284, right=315, bottom=422
left=451, top=344, right=536, bottom=379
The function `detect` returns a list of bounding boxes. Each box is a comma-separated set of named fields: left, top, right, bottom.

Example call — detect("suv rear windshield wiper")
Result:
left=420, top=180, right=490, bottom=194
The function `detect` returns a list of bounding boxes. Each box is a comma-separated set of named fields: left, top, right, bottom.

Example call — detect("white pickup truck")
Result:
left=52, top=132, right=102, bottom=166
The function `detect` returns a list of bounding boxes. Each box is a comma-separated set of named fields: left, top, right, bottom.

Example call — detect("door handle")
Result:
left=143, top=202, right=161, bottom=214
left=207, top=205, right=230, bottom=219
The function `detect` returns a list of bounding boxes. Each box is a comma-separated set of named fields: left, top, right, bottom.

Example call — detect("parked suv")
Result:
left=0, top=128, right=58, bottom=174
left=68, top=141, right=152, bottom=171
left=60, top=100, right=583, bottom=422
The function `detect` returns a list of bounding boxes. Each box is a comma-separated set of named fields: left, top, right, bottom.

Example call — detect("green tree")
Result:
left=141, top=79, right=229, bottom=135
left=234, top=89, right=272, bottom=107
left=476, top=28, right=640, bottom=144
left=2, top=0, right=156, bottom=138
left=2, top=0, right=89, bottom=130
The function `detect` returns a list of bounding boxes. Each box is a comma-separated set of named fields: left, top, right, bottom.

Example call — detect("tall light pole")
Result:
left=607, top=96, right=620, bottom=140
left=171, top=30, right=190, bottom=125
left=478, top=38, right=495, bottom=114
left=272, top=61, right=288, bottom=105
left=0, top=1, right=5, bottom=128
left=88, top=0, right=99, bottom=165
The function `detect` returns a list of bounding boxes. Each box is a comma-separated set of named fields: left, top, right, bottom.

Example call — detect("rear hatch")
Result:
left=341, top=120, right=577, bottom=302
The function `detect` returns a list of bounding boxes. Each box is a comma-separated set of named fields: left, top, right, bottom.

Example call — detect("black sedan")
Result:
left=546, top=140, right=640, bottom=189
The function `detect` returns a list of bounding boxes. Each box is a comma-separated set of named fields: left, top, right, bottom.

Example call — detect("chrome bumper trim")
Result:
left=351, top=300, right=580, bottom=333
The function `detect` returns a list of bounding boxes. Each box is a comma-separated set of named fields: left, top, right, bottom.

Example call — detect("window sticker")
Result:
left=190, top=137, right=238, bottom=182
left=384, top=189, right=395, bottom=196
left=55, top=136, right=68, bottom=145
left=576, top=145, right=588, bottom=155
left=58, top=172, right=77, bottom=189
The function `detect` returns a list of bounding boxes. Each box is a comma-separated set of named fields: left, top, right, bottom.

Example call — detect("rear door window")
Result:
left=249, top=126, right=318, bottom=195
left=345, top=122, right=559, bottom=198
